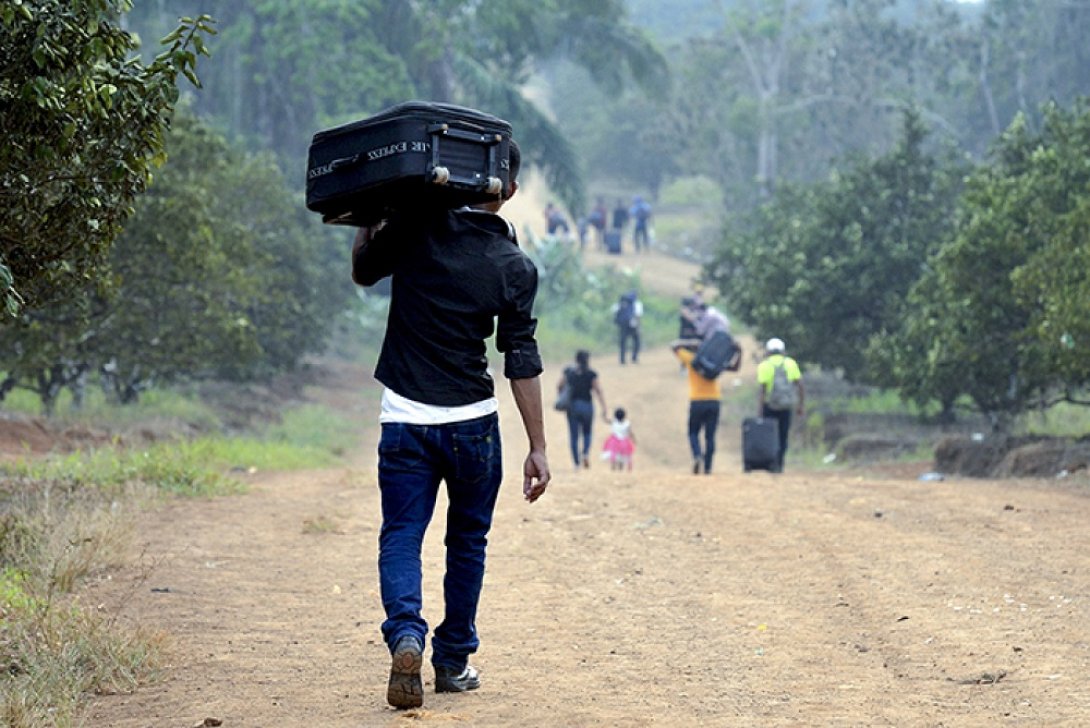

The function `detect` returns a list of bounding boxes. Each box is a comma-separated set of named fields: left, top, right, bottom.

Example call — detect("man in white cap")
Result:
left=756, top=337, right=804, bottom=472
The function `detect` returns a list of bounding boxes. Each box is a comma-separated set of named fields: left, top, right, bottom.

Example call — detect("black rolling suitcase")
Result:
left=742, top=417, right=779, bottom=472
left=306, top=101, right=512, bottom=226
left=605, top=230, right=622, bottom=254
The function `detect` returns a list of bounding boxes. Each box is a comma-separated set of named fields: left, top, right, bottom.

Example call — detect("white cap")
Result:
left=766, top=337, right=785, bottom=353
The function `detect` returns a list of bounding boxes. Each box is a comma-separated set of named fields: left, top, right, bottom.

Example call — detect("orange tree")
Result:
left=882, top=102, right=1090, bottom=427
left=0, top=0, right=212, bottom=316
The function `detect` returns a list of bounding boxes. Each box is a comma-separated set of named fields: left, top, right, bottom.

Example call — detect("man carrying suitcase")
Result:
left=352, top=140, right=551, bottom=709
left=672, top=339, right=723, bottom=474
left=756, top=337, right=805, bottom=472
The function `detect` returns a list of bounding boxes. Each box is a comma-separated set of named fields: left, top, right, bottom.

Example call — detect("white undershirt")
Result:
left=379, top=387, right=498, bottom=425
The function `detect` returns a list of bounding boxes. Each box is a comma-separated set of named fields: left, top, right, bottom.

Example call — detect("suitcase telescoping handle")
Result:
left=427, top=123, right=505, bottom=195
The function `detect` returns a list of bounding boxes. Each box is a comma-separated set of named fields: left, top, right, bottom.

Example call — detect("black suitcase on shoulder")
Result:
left=691, top=330, right=741, bottom=379
left=305, top=101, right=513, bottom=226
left=742, top=417, right=779, bottom=472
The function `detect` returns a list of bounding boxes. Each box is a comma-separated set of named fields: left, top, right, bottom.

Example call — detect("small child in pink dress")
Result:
left=602, top=407, right=637, bottom=471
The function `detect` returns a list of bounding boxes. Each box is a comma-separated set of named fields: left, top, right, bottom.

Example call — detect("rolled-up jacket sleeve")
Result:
left=497, top=259, right=543, bottom=380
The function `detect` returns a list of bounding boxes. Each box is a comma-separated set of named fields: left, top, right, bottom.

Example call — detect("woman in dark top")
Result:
left=558, top=350, right=608, bottom=469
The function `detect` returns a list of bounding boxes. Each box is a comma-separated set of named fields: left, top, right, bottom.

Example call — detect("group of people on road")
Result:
left=546, top=195, right=653, bottom=254
left=671, top=292, right=804, bottom=474
left=551, top=288, right=805, bottom=479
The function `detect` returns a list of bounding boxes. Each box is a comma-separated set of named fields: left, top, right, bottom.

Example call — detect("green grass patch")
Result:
left=263, top=403, right=357, bottom=458
left=0, top=568, right=164, bottom=727
left=650, top=175, right=724, bottom=260
left=0, top=383, right=223, bottom=430
left=1018, top=401, right=1090, bottom=438
left=5, top=445, right=240, bottom=498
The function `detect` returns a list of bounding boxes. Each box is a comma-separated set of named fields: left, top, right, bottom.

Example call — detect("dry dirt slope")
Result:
left=84, top=333, right=1090, bottom=727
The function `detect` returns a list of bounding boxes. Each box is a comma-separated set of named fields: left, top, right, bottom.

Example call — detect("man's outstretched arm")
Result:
left=509, top=376, right=550, bottom=503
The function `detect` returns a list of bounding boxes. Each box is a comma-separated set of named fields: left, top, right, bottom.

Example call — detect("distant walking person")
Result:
left=630, top=196, right=653, bottom=252
left=681, top=301, right=730, bottom=340
left=602, top=407, right=637, bottom=471
left=611, top=198, right=629, bottom=246
left=588, top=197, right=608, bottom=248
left=612, top=290, right=643, bottom=364
left=559, top=350, right=609, bottom=469
left=756, top=338, right=805, bottom=473
left=544, top=202, right=569, bottom=236
left=672, top=340, right=722, bottom=474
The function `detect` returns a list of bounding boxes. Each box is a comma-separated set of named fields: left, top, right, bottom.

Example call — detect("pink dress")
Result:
left=602, top=420, right=635, bottom=462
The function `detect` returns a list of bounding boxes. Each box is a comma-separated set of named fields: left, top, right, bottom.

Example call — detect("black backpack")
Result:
left=691, top=330, right=741, bottom=379
left=614, top=295, right=637, bottom=329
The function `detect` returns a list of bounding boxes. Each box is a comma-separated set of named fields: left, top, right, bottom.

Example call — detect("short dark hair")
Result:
left=508, top=139, right=521, bottom=186
left=614, top=407, right=626, bottom=421
left=575, top=349, right=589, bottom=370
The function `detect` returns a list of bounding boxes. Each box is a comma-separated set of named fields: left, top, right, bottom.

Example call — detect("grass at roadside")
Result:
left=535, top=289, right=680, bottom=362
left=0, top=400, right=354, bottom=725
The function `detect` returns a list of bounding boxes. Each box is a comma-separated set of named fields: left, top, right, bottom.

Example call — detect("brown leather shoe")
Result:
left=387, top=635, right=423, bottom=708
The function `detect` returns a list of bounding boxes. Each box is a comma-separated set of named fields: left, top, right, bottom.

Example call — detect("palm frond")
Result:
left=557, top=17, right=671, bottom=98
left=452, top=53, right=586, bottom=212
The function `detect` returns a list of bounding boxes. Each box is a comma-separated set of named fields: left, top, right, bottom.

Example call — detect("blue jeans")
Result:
left=618, top=326, right=640, bottom=364
left=688, top=400, right=720, bottom=473
left=377, top=413, right=502, bottom=671
left=566, top=399, right=594, bottom=466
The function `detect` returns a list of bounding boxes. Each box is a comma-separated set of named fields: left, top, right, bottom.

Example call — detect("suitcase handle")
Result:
left=429, top=166, right=503, bottom=194
left=326, top=153, right=363, bottom=172
left=428, top=124, right=505, bottom=195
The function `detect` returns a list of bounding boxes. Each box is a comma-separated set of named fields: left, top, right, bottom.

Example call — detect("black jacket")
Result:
left=353, top=207, right=543, bottom=406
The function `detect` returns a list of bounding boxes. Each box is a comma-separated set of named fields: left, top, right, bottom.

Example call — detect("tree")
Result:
left=887, top=103, right=1090, bottom=426
left=0, top=110, right=351, bottom=410
left=0, top=0, right=213, bottom=315
left=707, top=109, right=964, bottom=379
left=125, top=0, right=668, bottom=213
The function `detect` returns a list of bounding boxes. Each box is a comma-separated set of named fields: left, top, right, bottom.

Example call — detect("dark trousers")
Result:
left=377, top=413, right=502, bottom=671
left=566, top=398, right=594, bottom=466
left=688, top=399, right=720, bottom=473
left=761, top=405, right=793, bottom=472
left=618, top=326, right=641, bottom=364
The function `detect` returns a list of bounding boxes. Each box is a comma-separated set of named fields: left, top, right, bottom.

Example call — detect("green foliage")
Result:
left=708, top=110, right=964, bottom=380
left=0, top=109, right=353, bottom=410
left=127, top=1, right=413, bottom=171
left=0, top=0, right=213, bottom=314
left=125, top=0, right=667, bottom=213
left=2, top=402, right=352, bottom=494
left=260, top=404, right=358, bottom=461
left=6, top=446, right=239, bottom=498
left=885, top=102, right=1090, bottom=424
left=560, top=0, right=1090, bottom=219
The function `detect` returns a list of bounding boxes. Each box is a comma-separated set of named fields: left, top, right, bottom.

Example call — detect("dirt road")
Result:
left=85, top=322, right=1090, bottom=727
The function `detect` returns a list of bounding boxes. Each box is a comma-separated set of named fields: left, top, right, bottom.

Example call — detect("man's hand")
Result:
left=522, top=449, right=550, bottom=503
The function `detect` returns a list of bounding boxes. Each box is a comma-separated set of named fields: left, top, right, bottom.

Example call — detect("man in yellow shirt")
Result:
left=672, top=340, right=722, bottom=474
left=756, top=338, right=805, bottom=473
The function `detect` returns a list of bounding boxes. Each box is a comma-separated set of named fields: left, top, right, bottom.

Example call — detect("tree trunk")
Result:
left=69, top=366, right=88, bottom=411
left=36, top=366, right=65, bottom=418
left=0, top=375, right=15, bottom=404
left=756, top=92, right=778, bottom=200
left=979, top=35, right=1001, bottom=137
